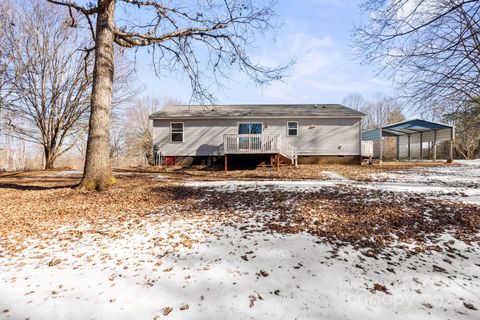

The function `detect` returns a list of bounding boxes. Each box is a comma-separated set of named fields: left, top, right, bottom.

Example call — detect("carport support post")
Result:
left=433, top=130, right=437, bottom=161
left=396, top=136, right=400, bottom=160
left=407, top=133, right=411, bottom=160
left=275, top=153, right=280, bottom=171
left=448, top=127, right=454, bottom=162
left=419, top=132, right=423, bottom=160
left=449, top=141, right=453, bottom=161
left=379, top=129, right=383, bottom=161
left=224, top=154, right=228, bottom=172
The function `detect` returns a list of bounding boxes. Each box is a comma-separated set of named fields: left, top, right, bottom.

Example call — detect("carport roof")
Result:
left=362, top=119, right=454, bottom=140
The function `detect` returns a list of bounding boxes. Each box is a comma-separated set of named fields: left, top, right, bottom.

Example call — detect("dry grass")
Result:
left=118, top=161, right=457, bottom=181
left=0, top=173, right=174, bottom=252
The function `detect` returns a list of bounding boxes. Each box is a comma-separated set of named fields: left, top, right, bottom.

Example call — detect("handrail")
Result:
left=222, top=133, right=298, bottom=166
left=223, top=134, right=281, bottom=154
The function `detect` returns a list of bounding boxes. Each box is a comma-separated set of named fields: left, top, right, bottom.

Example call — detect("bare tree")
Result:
left=354, top=0, right=480, bottom=111
left=1, top=1, right=92, bottom=169
left=446, top=99, right=480, bottom=159
left=46, top=0, right=290, bottom=191
left=110, top=124, right=124, bottom=167
left=124, top=97, right=179, bottom=166
left=342, top=93, right=367, bottom=112
left=364, top=96, right=405, bottom=129
left=342, top=94, right=405, bottom=130
left=0, top=1, right=14, bottom=112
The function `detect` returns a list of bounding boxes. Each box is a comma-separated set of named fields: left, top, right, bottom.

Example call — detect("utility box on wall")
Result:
left=361, top=141, right=373, bottom=158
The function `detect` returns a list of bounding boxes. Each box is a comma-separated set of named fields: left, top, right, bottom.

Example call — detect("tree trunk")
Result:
left=78, top=0, right=116, bottom=191
left=44, top=147, right=55, bottom=170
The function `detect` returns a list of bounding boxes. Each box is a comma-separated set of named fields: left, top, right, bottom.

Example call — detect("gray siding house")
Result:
left=149, top=104, right=365, bottom=168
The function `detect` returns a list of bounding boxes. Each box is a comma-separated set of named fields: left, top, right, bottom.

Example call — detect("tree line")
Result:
left=355, top=0, right=480, bottom=159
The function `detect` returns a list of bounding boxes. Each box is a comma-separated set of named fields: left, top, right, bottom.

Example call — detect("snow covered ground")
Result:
left=186, top=161, right=480, bottom=204
left=1, top=162, right=479, bottom=319
left=364, top=161, right=480, bottom=204
left=1, top=219, right=479, bottom=320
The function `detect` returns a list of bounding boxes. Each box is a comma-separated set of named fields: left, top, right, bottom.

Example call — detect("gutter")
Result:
left=149, top=115, right=365, bottom=120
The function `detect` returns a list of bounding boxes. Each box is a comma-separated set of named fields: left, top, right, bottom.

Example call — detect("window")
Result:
left=287, top=121, right=298, bottom=136
left=170, top=122, right=184, bottom=142
left=238, top=123, right=263, bottom=134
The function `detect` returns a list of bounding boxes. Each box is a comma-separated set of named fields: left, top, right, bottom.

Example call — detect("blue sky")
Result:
left=132, top=0, right=394, bottom=104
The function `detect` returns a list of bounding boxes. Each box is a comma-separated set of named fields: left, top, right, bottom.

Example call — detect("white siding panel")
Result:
left=409, top=133, right=421, bottom=159
left=422, top=131, right=434, bottom=142
left=153, top=118, right=361, bottom=156
left=396, top=129, right=453, bottom=160
left=414, top=129, right=452, bottom=143
left=436, top=128, right=452, bottom=142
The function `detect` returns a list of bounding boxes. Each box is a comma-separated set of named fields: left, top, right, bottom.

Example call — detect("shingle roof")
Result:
left=149, top=104, right=365, bottom=119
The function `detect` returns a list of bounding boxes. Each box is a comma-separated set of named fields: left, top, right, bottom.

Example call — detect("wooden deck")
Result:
left=223, top=134, right=281, bottom=154
left=222, top=134, right=298, bottom=171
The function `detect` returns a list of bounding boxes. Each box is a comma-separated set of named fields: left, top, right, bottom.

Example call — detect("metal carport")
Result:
left=362, top=119, right=455, bottom=161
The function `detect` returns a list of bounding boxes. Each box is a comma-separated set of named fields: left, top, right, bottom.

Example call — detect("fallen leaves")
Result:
left=1, top=165, right=479, bottom=259
left=369, top=283, right=390, bottom=295
left=248, top=295, right=256, bottom=308
left=433, top=265, right=447, bottom=273
left=464, top=302, right=478, bottom=311
left=47, top=258, right=61, bottom=267
left=181, top=238, right=194, bottom=249
left=162, top=307, right=173, bottom=316
left=0, top=165, right=479, bottom=320
left=257, top=270, right=269, bottom=277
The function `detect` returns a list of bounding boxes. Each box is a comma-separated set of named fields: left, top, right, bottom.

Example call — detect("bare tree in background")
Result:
left=124, top=97, right=178, bottom=166
left=0, top=1, right=13, bottom=112
left=342, top=93, right=367, bottom=112
left=110, top=124, right=124, bottom=167
left=46, top=0, right=290, bottom=191
left=355, top=0, right=480, bottom=110
left=342, top=93, right=405, bottom=130
left=364, top=96, right=405, bottom=130
left=446, top=99, right=480, bottom=159
left=1, top=1, right=92, bottom=169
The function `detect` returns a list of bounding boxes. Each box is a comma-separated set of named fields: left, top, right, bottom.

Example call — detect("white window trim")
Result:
left=170, top=122, right=184, bottom=143
left=237, top=122, right=264, bottom=134
left=287, top=121, right=298, bottom=136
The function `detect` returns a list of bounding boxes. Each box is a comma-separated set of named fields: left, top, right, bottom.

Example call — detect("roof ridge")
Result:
left=149, top=104, right=366, bottom=119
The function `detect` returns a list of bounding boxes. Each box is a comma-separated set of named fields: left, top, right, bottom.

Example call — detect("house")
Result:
left=149, top=104, right=365, bottom=169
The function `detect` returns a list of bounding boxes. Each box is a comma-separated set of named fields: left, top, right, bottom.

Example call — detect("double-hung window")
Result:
left=170, top=122, right=184, bottom=142
left=287, top=121, right=298, bottom=136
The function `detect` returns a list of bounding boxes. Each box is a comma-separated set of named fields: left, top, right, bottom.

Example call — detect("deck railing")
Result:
left=281, top=144, right=298, bottom=165
left=223, top=134, right=280, bottom=154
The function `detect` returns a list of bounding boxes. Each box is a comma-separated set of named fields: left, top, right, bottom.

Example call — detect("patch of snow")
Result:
left=364, top=164, right=480, bottom=204
left=321, top=170, right=349, bottom=181
left=185, top=180, right=341, bottom=192
left=1, top=221, right=478, bottom=320
left=455, top=159, right=480, bottom=166
left=185, top=164, right=480, bottom=204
